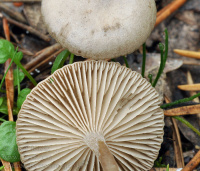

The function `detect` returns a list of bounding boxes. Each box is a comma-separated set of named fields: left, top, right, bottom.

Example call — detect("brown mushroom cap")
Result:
left=16, top=61, right=164, bottom=170
left=41, top=0, right=157, bottom=59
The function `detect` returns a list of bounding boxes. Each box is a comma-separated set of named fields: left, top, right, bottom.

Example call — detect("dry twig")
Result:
left=24, top=43, right=62, bottom=71
left=0, top=3, right=26, bottom=23
left=2, top=16, right=50, bottom=42
left=155, top=0, right=188, bottom=27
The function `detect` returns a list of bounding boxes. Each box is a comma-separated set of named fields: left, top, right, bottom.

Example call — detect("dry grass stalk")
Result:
left=164, top=104, right=200, bottom=116
left=172, top=118, right=185, bottom=168
left=3, top=17, right=22, bottom=171
left=187, top=71, right=200, bottom=124
left=0, top=159, right=12, bottom=171
left=187, top=71, right=200, bottom=102
left=165, top=96, right=184, bottom=168
left=174, top=49, right=200, bottom=59
left=178, top=84, right=200, bottom=91
left=155, top=0, right=188, bottom=27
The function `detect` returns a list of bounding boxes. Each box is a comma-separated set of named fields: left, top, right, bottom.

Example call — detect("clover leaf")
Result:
left=17, top=88, right=31, bottom=109
left=0, top=121, right=20, bottom=162
left=0, top=39, right=15, bottom=64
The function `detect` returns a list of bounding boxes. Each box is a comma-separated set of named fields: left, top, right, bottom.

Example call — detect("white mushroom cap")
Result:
left=41, top=0, right=157, bottom=59
left=16, top=61, right=164, bottom=170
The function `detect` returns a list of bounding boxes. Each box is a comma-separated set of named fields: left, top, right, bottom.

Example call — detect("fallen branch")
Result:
left=24, top=43, right=62, bottom=71
left=0, top=3, right=26, bottom=23
left=2, top=16, right=50, bottom=42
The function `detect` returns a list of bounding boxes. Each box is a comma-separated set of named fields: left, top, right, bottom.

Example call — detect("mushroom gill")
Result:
left=16, top=60, right=164, bottom=171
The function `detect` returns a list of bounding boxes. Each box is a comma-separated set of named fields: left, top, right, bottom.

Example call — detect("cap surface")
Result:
left=41, top=0, right=157, bottom=59
left=16, top=61, right=164, bottom=170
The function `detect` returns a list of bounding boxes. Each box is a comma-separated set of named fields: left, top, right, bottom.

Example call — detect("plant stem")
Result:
left=152, top=29, right=168, bottom=87
left=142, top=43, right=146, bottom=77
left=173, top=116, right=200, bottom=137
left=14, top=61, right=37, bottom=86
left=98, top=141, right=119, bottom=171
left=148, top=74, right=153, bottom=84
left=69, top=53, right=74, bottom=64
left=123, top=56, right=129, bottom=68
left=0, top=55, right=15, bottom=90
left=0, top=118, right=6, bottom=122
left=16, top=66, right=20, bottom=94
left=166, top=164, right=169, bottom=171
left=161, top=92, right=200, bottom=109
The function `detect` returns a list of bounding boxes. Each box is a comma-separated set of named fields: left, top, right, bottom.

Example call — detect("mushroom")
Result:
left=41, top=0, right=157, bottom=59
left=16, top=60, right=164, bottom=170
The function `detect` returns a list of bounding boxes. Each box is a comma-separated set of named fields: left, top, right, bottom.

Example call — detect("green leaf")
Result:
left=0, top=121, right=20, bottom=162
left=0, top=105, right=8, bottom=115
left=14, top=51, right=23, bottom=63
left=0, top=39, right=15, bottom=64
left=17, top=88, right=31, bottom=109
left=13, top=69, right=25, bottom=86
left=166, top=164, right=169, bottom=171
left=51, top=50, right=70, bottom=74
left=0, top=97, right=3, bottom=106
left=0, top=97, right=8, bottom=115
left=0, top=166, right=5, bottom=170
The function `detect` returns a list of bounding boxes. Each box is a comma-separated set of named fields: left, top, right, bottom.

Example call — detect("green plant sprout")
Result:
left=154, top=156, right=167, bottom=168
left=123, top=56, right=129, bottom=68
left=69, top=53, right=75, bottom=64
left=161, top=93, right=200, bottom=109
left=148, top=74, right=153, bottom=84
left=0, top=40, right=37, bottom=87
left=141, top=29, right=200, bottom=138
left=0, top=166, right=5, bottom=170
left=173, top=116, right=200, bottom=137
left=51, top=49, right=74, bottom=74
left=142, top=43, right=146, bottom=77
left=51, top=49, right=70, bottom=74
left=141, top=29, right=168, bottom=86
left=152, top=29, right=168, bottom=87
left=166, top=164, right=169, bottom=171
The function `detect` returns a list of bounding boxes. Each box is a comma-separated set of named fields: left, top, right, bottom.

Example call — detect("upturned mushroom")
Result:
left=41, top=0, right=157, bottom=59
left=16, top=60, right=164, bottom=171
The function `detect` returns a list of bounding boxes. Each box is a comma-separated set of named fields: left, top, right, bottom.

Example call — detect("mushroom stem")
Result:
left=98, top=141, right=119, bottom=171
